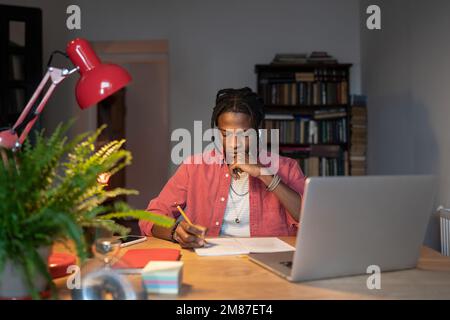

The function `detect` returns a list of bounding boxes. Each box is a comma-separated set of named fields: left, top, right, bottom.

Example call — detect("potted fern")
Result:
left=0, top=123, right=174, bottom=299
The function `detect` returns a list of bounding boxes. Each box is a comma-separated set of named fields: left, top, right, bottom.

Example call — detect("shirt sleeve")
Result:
left=138, top=160, right=190, bottom=236
left=284, top=158, right=307, bottom=229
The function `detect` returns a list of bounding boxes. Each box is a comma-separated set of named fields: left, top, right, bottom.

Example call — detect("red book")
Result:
left=112, top=248, right=181, bottom=274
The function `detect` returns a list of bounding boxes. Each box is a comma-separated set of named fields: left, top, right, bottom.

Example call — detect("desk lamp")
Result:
left=0, top=38, right=132, bottom=151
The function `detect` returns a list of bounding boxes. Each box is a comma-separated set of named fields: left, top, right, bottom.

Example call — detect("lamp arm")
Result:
left=18, top=79, right=58, bottom=145
left=15, top=67, right=77, bottom=145
left=12, top=48, right=76, bottom=132
left=12, top=71, right=50, bottom=131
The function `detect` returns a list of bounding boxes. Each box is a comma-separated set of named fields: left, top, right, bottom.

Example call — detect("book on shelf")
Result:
left=350, top=156, right=366, bottom=162
left=264, top=116, right=347, bottom=145
left=295, top=72, right=315, bottom=82
left=264, top=114, right=295, bottom=120
left=278, top=144, right=342, bottom=158
left=310, top=144, right=342, bottom=158
left=278, top=144, right=347, bottom=177
left=297, top=152, right=348, bottom=177
left=259, top=68, right=348, bottom=106
left=313, top=108, right=347, bottom=120
left=350, top=148, right=366, bottom=158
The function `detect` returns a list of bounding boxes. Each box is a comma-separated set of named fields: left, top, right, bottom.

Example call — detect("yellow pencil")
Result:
left=176, top=205, right=193, bottom=225
left=176, top=205, right=208, bottom=244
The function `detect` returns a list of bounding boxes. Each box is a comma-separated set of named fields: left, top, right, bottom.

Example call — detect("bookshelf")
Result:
left=255, top=63, right=360, bottom=177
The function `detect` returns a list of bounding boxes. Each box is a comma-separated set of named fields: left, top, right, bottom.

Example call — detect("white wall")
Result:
left=360, top=0, right=450, bottom=249
left=65, top=0, right=362, bottom=173
left=124, top=62, right=170, bottom=209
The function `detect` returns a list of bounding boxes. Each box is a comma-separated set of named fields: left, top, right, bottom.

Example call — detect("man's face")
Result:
left=217, top=112, right=253, bottom=163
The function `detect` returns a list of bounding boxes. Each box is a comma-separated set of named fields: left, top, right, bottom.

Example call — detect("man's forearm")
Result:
left=259, top=175, right=302, bottom=221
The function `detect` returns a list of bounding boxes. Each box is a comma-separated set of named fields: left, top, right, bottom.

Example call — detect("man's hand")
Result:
left=173, top=221, right=207, bottom=248
left=228, top=153, right=262, bottom=179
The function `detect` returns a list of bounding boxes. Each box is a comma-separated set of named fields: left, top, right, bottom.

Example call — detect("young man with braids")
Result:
left=139, top=88, right=306, bottom=248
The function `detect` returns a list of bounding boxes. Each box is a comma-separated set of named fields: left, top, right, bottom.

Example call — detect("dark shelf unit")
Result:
left=256, top=63, right=353, bottom=176
left=0, top=4, right=42, bottom=133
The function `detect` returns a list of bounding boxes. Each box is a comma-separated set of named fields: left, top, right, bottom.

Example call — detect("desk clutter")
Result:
left=78, top=238, right=293, bottom=298
left=106, top=238, right=294, bottom=296
left=110, top=248, right=184, bottom=296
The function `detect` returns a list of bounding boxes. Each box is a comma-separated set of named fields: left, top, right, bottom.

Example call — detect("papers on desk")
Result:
left=194, top=237, right=295, bottom=256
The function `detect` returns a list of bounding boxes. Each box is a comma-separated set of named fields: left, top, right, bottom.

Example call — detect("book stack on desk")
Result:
left=142, top=261, right=184, bottom=294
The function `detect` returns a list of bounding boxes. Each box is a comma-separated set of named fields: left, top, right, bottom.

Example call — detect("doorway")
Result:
left=90, top=40, right=170, bottom=233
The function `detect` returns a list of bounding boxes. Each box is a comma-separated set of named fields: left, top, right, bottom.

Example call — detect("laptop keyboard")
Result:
left=280, top=261, right=293, bottom=268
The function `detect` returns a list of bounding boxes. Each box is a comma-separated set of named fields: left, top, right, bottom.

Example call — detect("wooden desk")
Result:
left=53, top=237, right=450, bottom=299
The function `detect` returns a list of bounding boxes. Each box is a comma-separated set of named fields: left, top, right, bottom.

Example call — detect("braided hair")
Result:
left=211, top=87, right=265, bottom=130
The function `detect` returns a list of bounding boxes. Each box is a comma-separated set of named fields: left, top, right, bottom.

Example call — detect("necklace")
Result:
left=229, top=173, right=249, bottom=223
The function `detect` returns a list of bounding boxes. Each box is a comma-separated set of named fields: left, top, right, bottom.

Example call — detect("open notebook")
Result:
left=194, top=237, right=295, bottom=256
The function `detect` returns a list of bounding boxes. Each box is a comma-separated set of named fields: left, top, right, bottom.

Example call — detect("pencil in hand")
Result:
left=176, top=205, right=208, bottom=244
left=176, top=205, right=192, bottom=225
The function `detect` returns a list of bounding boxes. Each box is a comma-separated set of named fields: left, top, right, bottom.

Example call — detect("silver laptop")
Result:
left=249, top=175, right=436, bottom=282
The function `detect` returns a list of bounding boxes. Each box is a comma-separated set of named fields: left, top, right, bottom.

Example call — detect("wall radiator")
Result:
left=437, top=206, right=450, bottom=256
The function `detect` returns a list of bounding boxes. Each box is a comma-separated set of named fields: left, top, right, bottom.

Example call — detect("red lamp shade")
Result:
left=66, top=38, right=132, bottom=109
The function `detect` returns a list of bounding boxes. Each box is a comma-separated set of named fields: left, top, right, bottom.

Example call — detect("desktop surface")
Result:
left=53, top=237, right=450, bottom=300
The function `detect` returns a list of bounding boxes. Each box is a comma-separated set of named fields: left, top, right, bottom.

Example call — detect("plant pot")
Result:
left=0, top=246, right=52, bottom=299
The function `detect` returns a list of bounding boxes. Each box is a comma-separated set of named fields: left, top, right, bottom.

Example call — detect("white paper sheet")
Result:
left=194, top=237, right=295, bottom=256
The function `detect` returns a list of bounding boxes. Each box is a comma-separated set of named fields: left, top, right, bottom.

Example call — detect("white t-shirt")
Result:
left=220, top=172, right=251, bottom=237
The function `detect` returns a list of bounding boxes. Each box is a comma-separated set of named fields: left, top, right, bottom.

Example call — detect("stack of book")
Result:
left=271, top=52, right=338, bottom=65
left=349, top=95, right=367, bottom=175
left=259, top=69, right=348, bottom=106
left=307, top=51, right=338, bottom=64
left=142, top=261, right=184, bottom=295
left=272, top=53, right=308, bottom=64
